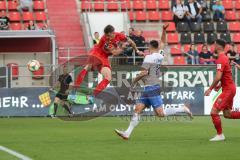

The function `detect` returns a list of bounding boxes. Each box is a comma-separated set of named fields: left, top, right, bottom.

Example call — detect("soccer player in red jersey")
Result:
left=75, top=25, right=142, bottom=96
left=205, top=39, right=240, bottom=141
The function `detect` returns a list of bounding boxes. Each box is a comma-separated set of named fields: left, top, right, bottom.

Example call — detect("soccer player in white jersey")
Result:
left=115, top=24, right=193, bottom=140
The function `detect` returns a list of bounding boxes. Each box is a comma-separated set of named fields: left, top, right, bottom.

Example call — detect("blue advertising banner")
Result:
left=0, top=87, right=49, bottom=116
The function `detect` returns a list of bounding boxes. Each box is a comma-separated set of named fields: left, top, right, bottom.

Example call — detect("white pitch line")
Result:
left=0, top=145, right=32, bottom=160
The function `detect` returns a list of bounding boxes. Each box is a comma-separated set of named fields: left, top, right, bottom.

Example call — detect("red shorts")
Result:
left=87, top=49, right=111, bottom=72
left=213, top=86, right=236, bottom=111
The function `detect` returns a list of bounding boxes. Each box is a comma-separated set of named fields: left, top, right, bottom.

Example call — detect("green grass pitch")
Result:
left=0, top=116, right=240, bottom=160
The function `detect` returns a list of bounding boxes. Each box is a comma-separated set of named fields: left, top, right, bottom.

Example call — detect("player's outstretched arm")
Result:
left=110, top=47, right=125, bottom=56
left=127, top=38, right=143, bottom=56
left=159, top=23, right=169, bottom=50
left=204, top=71, right=223, bottom=96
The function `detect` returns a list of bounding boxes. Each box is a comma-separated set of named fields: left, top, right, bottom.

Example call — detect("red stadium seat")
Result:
left=229, top=22, right=240, bottom=32
left=235, top=1, right=240, bottom=10
left=128, top=11, right=134, bottom=21
left=7, top=63, right=19, bottom=80
left=161, top=11, right=173, bottom=21
left=222, top=0, right=233, bottom=10
left=135, top=11, right=146, bottom=21
left=23, top=12, right=34, bottom=21
left=133, top=0, right=144, bottom=10
left=171, top=44, right=182, bottom=55
left=166, top=22, right=176, bottom=32
left=9, top=12, right=21, bottom=21
left=94, top=0, right=104, bottom=11
left=107, top=0, right=118, bottom=11
left=10, top=23, right=22, bottom=30
left=34, top=1, right=45, bottom=10
left=184, top=44, right=191, bottom=53
left=146, top=0, right=157, bottom=10
left=237, top=11, right=240, bottom=20
left=142, top=30, right=160, bottom=40
left=8, top=1, right=17, bottom=10
left=35, top=12, right=47, bottom=21
left=225, top=11, right=237, bottom=21
left=0, top=1, right=6, bottom=10
left=158, top=0, right=170, bottom=10
left=232, top=33, right=240, bottom=43
left=121, top=0, right=131, bottom=10
left=236, top=44, right=240, bottom=53
left=196, top=44, right=203, bottom=53
left=173, top=56, right=186, bottom=65
left=148, top=11, right=160, bottom=21
left=81, top=0, right=92, bottom=11
left=167, top=33, right=179, bottom=44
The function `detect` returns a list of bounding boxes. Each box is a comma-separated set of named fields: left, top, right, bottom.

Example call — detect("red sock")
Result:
left=229, top=111, right=240, bottom=119
left=93, top=79, right=110, bottom=96
left=75, top=69, right=87, bottom=86
left=211, top=113, right=222, bottom=135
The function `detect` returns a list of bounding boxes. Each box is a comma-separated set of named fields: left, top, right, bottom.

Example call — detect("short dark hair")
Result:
left=94, top=32, right=99, bottom=34
left=104, top=25, right=114, bottom=34
left=216, top=39, right=226, bottom=48
left=149, top=40, right=159, bottom=49
left=129, top=27, right=134, bottom=31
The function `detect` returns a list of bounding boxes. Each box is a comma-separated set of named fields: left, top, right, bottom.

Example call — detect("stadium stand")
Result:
left=4, top=0, right=239, bottom=66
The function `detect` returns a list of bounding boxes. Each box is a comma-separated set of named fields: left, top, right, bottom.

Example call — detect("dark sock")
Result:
left=62, top=104, right=72, bottom=114
left=53, top=103, right=58, bottom=115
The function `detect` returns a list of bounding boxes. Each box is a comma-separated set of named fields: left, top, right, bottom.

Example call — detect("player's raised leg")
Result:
left=115, top=103, right=145, bottom=140
left=93, top=66, right=111, bottom=96
left=75, top=64, right=92, bottom=87
left=155, top=104, right=193, bottom=119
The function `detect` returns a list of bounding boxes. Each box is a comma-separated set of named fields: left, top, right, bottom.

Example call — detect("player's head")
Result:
left=230, top=43, right=235, bottom=50
left=104, top=25, right=115, bottom=39
left=176, top=0, right=182, bottom=4
left=188, top=0, right=194, bottom=3
left=190, top=43, right=195, bottom=50
left=202, top=44, right=208, bottom=53
left=129, top=27, right=134, bottom=35
left=1, top=10, right=5, bottom=16
left=149, top=40, right=159, bottom=53
left=215, top=39, right=226, bottom=53
left=63, top=65, right=68, bottom=75
left=215, top=0, right=221, bottom=5
left=94, top=32, right=99, bottom=39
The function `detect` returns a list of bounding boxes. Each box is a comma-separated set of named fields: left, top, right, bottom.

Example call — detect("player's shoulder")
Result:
left=144, top=54, right=153, bottom=63
left=115, top=32, right=126, bottom=39
left=217, top=54, right=228, bottom=63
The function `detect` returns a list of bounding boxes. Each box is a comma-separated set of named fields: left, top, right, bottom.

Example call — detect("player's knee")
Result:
left=104, top=74, right=112, bottom=81
left=54, top=98, right=60, bottom=104
left=223, top=112, right=231, bottom=118
left=85, top=65, right=92, bottom=71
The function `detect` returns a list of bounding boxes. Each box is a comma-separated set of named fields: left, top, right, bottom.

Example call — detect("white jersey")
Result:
left=141, top=50, right=164, bottom=86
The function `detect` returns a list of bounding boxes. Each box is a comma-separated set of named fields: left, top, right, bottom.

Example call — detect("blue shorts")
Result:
left=137, top=84, right=163, bottom=109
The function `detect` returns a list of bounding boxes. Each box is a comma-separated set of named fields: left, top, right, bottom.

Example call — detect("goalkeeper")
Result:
left=50, top=66, right=73, bottom=118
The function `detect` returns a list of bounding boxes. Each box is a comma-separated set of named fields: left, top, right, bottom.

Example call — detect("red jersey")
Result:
left=93, top=32, right=127, bottom=57
left=215, top=53, right=235, bottom=90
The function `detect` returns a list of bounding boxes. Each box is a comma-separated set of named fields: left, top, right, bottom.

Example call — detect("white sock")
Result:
left=163, top=106, right=185, bottom=116
left=125, top=113, right=140, bottom=137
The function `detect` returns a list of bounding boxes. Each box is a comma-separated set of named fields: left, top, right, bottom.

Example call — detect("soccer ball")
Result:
left=27, top=60, right=40, bottom=72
